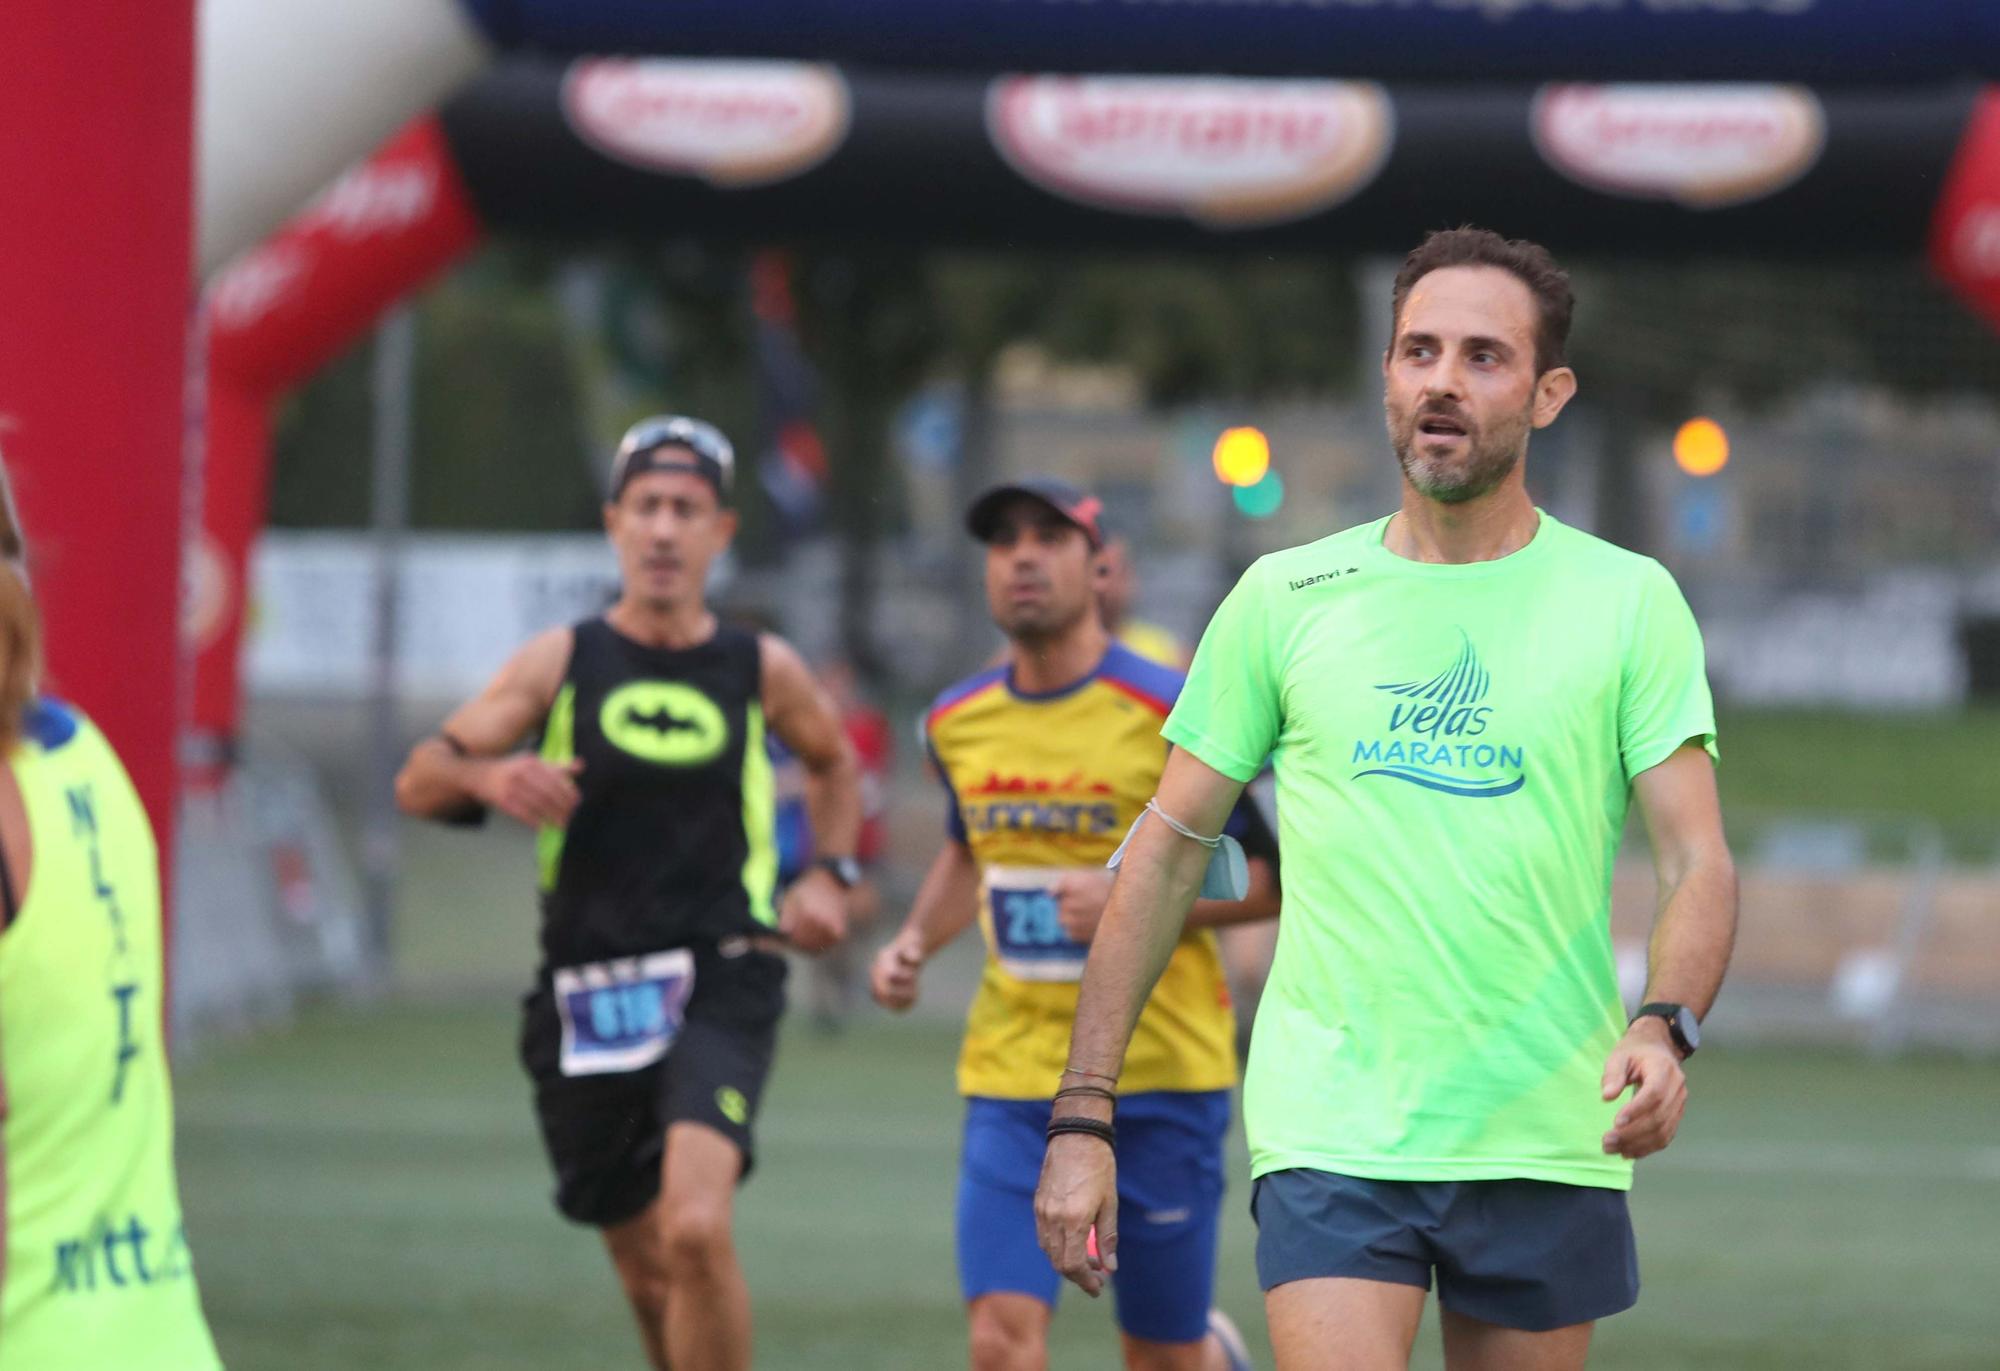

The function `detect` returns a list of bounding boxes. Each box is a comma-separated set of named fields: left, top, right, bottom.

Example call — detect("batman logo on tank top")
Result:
left=599, top=681, right=730, bottom=766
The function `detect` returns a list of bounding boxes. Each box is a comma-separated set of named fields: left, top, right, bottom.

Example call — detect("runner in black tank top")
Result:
left=396, top=416, right=862, bottom=1371
left=539, top=616, right=777, bottom=965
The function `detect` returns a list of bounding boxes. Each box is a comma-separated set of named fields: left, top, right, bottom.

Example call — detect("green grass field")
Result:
left=185, top=700, right=1999, bottom=1367
left=1711, top=707, right=2000, bottom=819
left=175, top=1003, right=2000, bottom=1371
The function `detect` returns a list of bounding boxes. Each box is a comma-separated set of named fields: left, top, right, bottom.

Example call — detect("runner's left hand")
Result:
left=1035, top=1132, right=1118, bottom=1298
left=1600, top=1018, right=1687, bottom=1159
left=780, top=869, right=849, bottom=954
left=1053, top=870, right=1114, bottom=943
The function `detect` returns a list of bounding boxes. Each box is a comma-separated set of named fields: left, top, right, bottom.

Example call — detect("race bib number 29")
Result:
left=987, top=866, right=1090, bottom=983
left=554, top=949, right=695, bottom=1077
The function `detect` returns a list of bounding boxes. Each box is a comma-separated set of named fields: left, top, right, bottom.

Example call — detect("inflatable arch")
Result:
left=14, top=0, right=2000, bottom=856
left=193, top=60, right=2000, bottom=762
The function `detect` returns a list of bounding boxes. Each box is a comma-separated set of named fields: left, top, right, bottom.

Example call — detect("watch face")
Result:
left=1674, top=1007, right=1701, bottom=1054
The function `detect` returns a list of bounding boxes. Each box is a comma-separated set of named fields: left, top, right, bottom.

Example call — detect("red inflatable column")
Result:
left=0, top=6, right=195, bottom=844
left=194, top=117, right=484, bottom=779
left=1932, top=93, right=2000, bottom=333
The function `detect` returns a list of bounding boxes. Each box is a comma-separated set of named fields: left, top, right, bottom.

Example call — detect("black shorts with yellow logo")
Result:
left=519, top=941, right=787, bottom=1228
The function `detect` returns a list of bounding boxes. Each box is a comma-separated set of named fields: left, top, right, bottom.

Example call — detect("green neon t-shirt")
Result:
left=1162, top=511, right=1717, bottom=1190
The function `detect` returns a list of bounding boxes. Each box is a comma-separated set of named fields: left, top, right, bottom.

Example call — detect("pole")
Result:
left=363, top=307, right=417, bottom=984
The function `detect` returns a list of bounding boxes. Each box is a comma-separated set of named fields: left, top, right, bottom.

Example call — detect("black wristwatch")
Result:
left=1632, top=1002, right=1700, bottom=1059
left=814, top=855, right=862, bottom=889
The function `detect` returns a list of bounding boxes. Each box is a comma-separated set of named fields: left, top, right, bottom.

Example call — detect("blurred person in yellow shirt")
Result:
left=0, top=460, right=224, bottom=1371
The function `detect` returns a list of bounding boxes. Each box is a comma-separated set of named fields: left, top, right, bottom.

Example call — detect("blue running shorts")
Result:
left=1252, top=1168, right=1639, bottom=1332
left=957, top=1090, right=1230, bottom=1343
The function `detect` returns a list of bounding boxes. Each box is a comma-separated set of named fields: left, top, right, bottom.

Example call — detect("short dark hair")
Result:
left=1390, top=227, right=1574, bottom=377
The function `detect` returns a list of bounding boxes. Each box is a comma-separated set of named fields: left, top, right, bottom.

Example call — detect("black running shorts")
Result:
left=519, top=941, right=787, bottom=1227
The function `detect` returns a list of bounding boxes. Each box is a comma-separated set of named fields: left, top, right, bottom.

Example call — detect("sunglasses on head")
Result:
left=610, top=416, right=736, bottom=500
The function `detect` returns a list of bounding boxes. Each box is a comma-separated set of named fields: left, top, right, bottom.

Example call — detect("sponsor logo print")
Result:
left=1289, top=567, right=1359, bottom=591
left=563, top=58, right=851, bottom=188
left=207, top=245, right=310, bottom=331
left=959, top=770, right=1122, bottom=839
left=1351, top=629, right=1525, bottom=799
left=987, top=76, right=1394, bottom=228
left=207, top=158, right=442, bottom=331
left=600, top=682, right=729, bottom=767
left=303, top=161, right=439, bottom=238
left=182, top=532, right=233, bottom=652
left=1533, top=84, right=1825, bottom=209
left=1954, top=205, right=2000, bottom=280
left=964, top=770, right=1114, bottom=797
left=716, top=1086, right=750, bottom=1126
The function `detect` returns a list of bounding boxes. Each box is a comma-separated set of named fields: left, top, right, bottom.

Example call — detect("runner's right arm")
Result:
left=869, top=840, right=980, bottom=1012
left=394, top=627, right=577, bottom=828
left=1035, top=747, right=1245, bottom=1295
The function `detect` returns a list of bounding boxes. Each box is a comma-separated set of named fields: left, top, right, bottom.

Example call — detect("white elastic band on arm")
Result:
left=1105, top=798, right=1250, bottom=901
left=1142, top=798, right=1221, bottom=847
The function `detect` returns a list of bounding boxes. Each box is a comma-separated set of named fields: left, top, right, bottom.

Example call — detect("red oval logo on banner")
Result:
left=1955, top=206, right=2000, bottom=280
left=1533, top=85, right=1825, bottom=210
left=988, top=77, right=1394, bottom=228
left=563, top=59, right=851, bottom=188
left=182, top=531, right=234, bottom=653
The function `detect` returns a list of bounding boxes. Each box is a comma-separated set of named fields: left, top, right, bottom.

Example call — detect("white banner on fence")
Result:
left=246, top=532, right=626, bottom=698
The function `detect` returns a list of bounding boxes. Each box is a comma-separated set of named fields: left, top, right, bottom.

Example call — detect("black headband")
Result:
left=609, top=415, right=736, bottom=501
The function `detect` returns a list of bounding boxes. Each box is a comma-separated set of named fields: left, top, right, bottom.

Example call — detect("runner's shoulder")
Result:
left=504, top=624, right=577, bottom=700
left=753, top=630, right=810, bottom=689
left=1534, top=516, right=1681, bottom=593
left=1097, top=641, right=1184, bottom=717
left=924, top=662, right=1009, bottom=741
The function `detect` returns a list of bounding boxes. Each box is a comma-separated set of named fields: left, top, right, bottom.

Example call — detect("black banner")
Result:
left=441, top=60, right=1976, bottom=257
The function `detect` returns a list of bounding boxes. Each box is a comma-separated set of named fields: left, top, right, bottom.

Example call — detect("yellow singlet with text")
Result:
left=925, top=645, right=1236, bottom=1099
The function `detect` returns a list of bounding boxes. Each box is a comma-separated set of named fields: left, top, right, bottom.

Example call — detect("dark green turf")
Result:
left=1714, top=708, right=2000, bottom=836
left=173, top=1003, right=2000, bottom=1370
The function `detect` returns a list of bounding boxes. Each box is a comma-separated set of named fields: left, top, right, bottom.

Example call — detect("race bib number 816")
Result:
left=554, top=949, right=696, bottom=1077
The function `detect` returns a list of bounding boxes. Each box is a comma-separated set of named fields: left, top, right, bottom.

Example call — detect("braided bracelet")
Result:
left=1046, top=1116, right=1116, bottom=1148
left=1053, top=1085, right=1118, bottom=1107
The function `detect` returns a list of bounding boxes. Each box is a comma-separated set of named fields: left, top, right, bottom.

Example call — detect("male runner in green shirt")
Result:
left=1035, top=228, right=1737, bottom=1371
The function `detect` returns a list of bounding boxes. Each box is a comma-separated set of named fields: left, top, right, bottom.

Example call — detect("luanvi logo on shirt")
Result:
left=1350, top=629, right=1526, bottom=798
left=1288, top=567, right=1358, bottom=591
left=600, top=681, right=729, bottom=766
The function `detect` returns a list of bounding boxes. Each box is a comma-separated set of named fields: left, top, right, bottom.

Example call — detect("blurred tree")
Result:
left=1570, top=260, right=2000, bottom=550
left=582, top=243, right=767, bottom=551
left=410, top=250, right=599, bottom=531
left=270, top=246, right=599, bottom=532
left=1035, top=253, right=1364, bottom=407
left=269, top=342, right=374, bottom=528
left=794, top=249, right=945, bottom=678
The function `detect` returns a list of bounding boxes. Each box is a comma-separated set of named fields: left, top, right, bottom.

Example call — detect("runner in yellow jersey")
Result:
left=0, top=470, right=223, bottom=1370
left=872, top=478, right=1276, bottom=1371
